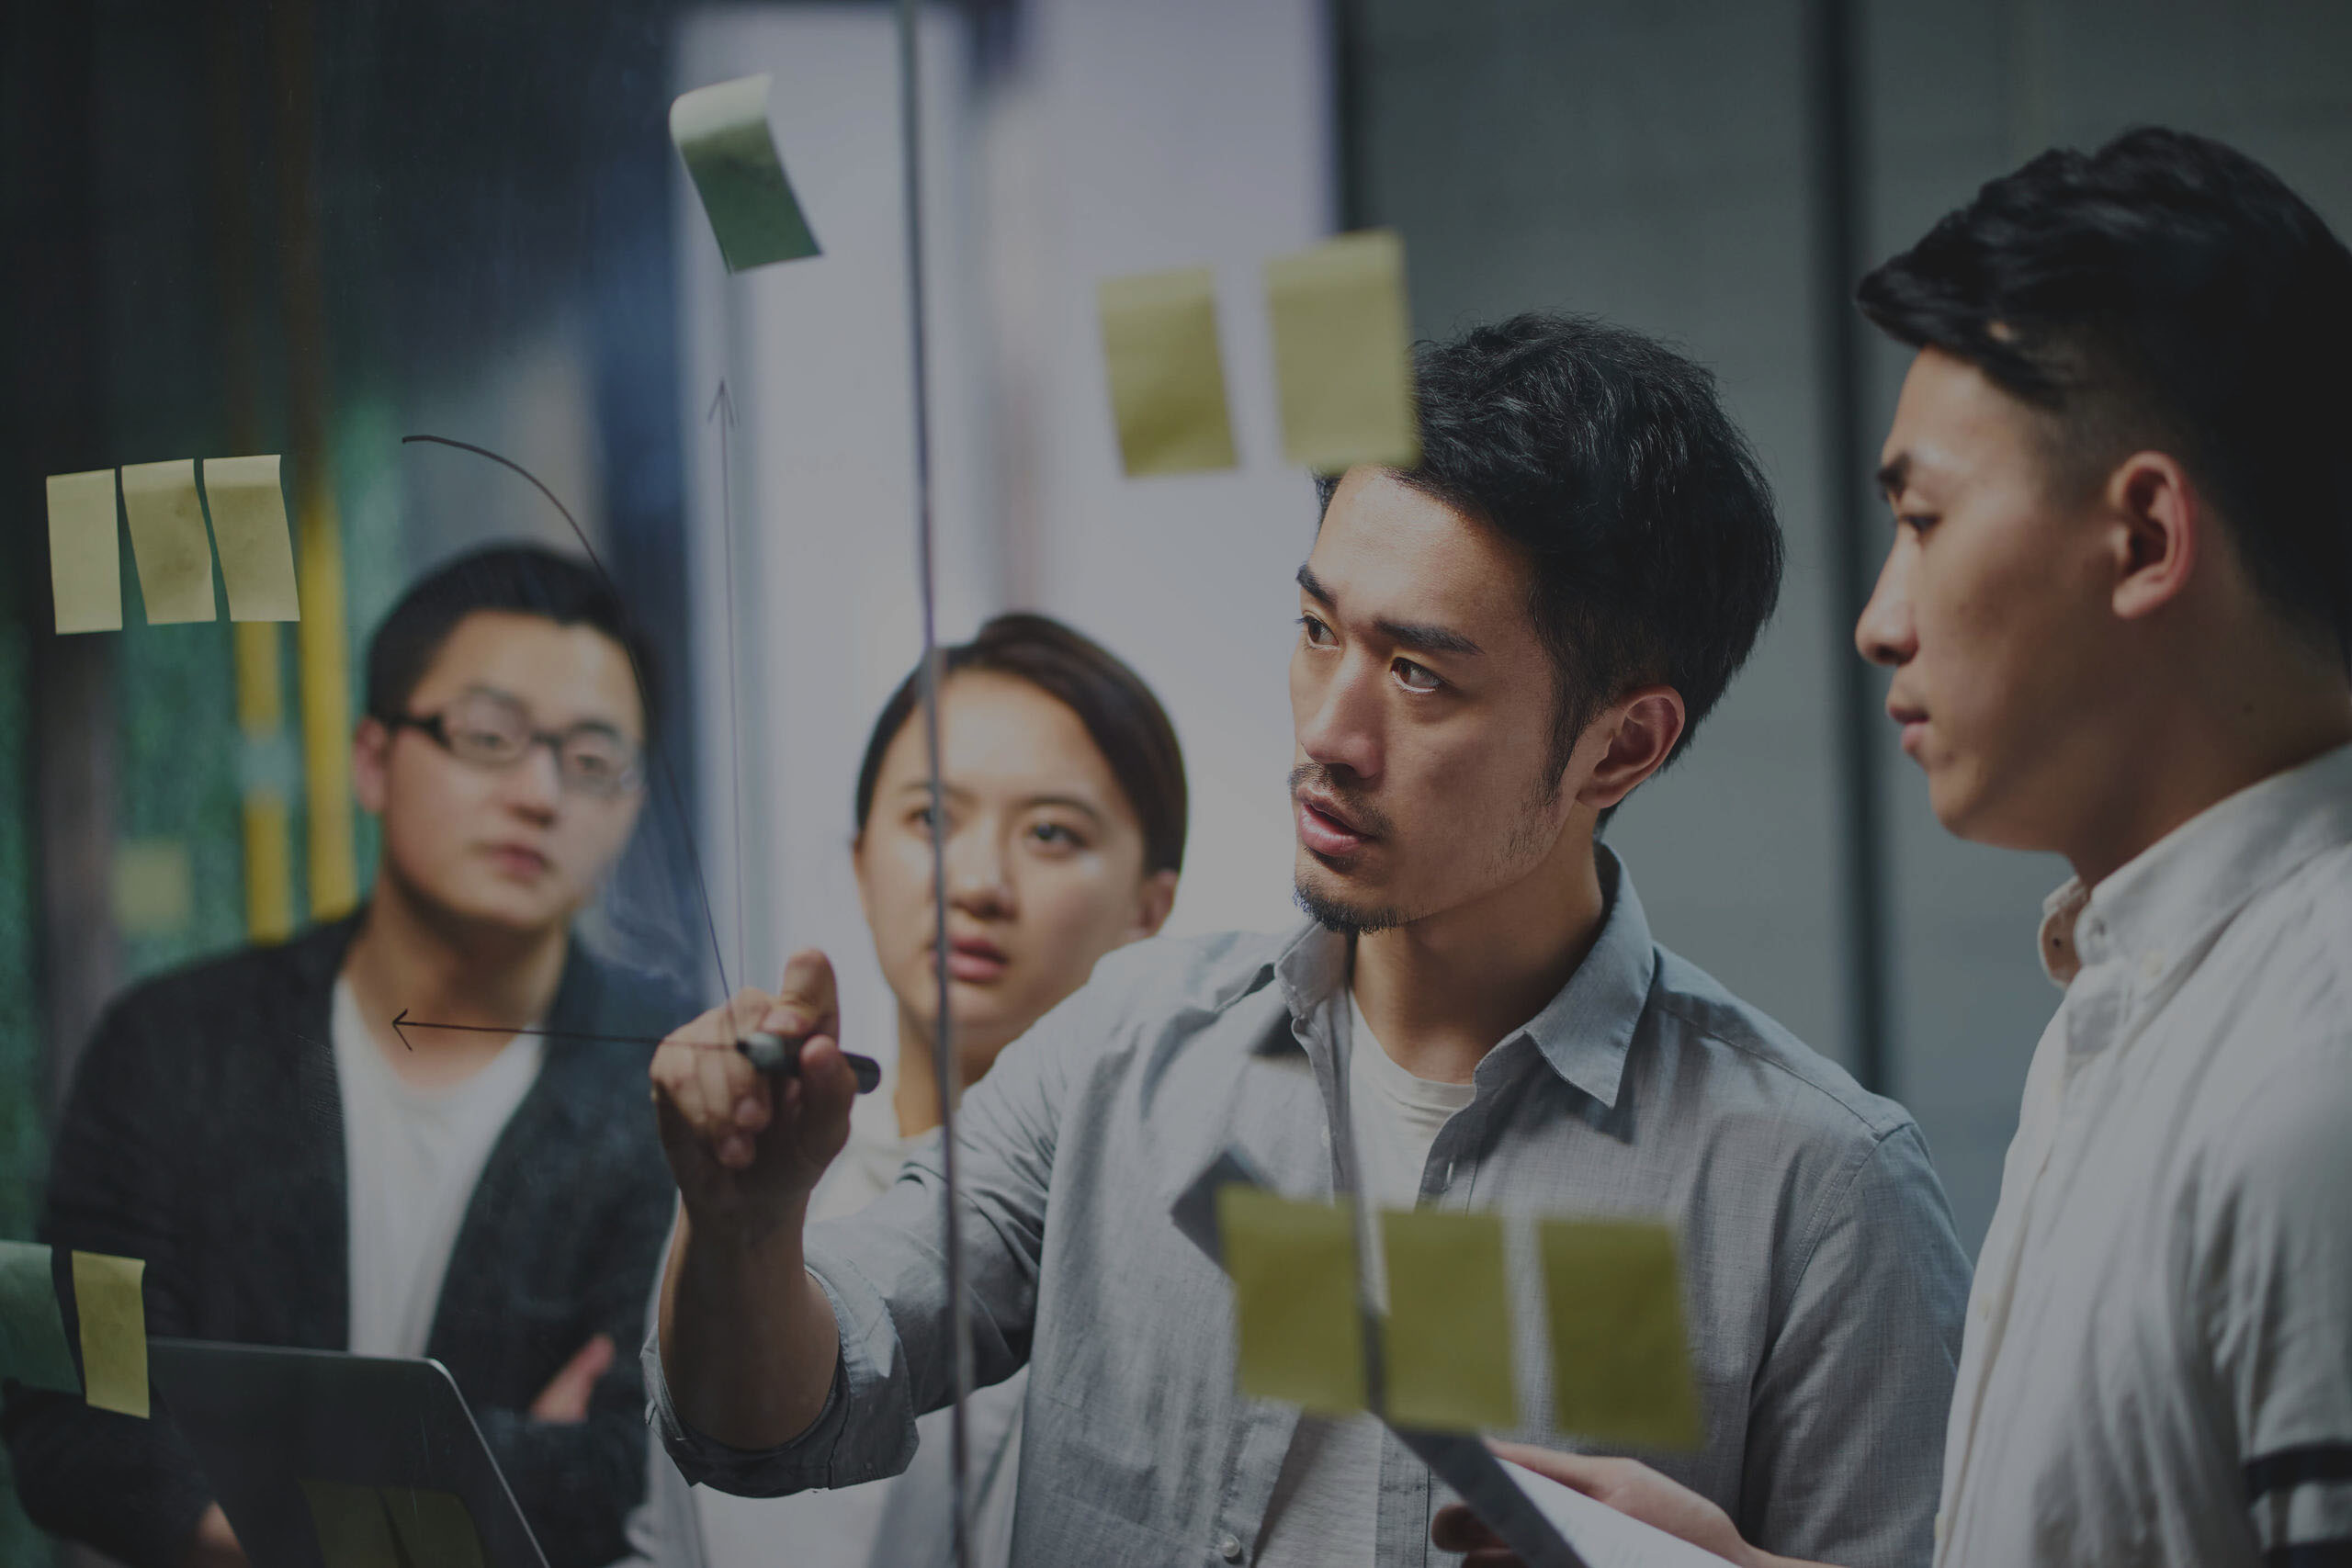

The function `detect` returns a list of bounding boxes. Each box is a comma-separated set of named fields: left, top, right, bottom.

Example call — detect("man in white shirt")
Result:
left=1435, top=126, right=2352, bottom=1568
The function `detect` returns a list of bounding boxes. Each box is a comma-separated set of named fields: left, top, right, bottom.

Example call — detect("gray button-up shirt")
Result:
left=652, top=852, right=1970, bottom=1567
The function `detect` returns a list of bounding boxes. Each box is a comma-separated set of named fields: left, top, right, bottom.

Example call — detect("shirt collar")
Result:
left=1267, top=844, right=1657, bottom=1111
left=2038, top=739, right=2352, bottom=988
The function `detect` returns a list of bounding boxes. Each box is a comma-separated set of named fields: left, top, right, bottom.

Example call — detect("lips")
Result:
left=1885, top=698, right=1929, bottom=759
left=483, top=842, right=550, bottom=879
left=1294, top=789, right=1371, bottom=860
left=940, top=934, right=1010, bottom=985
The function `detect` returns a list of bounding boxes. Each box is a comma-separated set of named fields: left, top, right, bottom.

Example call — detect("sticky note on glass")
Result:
left=70, top=1250, right=148, bottom=1418
left=113, top=839, right=194, bottom=936
left=0, top=1241, right=82, bottom=1394
left=1098, top=266, right=1238, bottom=477
left=119, top=459, right=217, bottom=625
left=301, top=1480, right=403, bottom=1568
left=671, top=74, right=820, bottom=272
left=1539, top=1219, right=1702, bottom=1451
left=1264, top=229, right=1419, bottom=473
left=1380, top=1209, right=1517, bottom=1431
left=201, top=455, right=300, bottom=621
left=46, top=470, right=123, bottom=634
left=1217, top=1186, right=1366, bottom=1416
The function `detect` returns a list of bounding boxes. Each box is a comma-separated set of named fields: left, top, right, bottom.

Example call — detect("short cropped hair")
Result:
left=364, top=544, right=660, bottom=737
left=854, top=613, right=1189, bottom=876
left=1857, top=127, right=2352, bottom=662
left=1321, top=312, right=1784, bottom=775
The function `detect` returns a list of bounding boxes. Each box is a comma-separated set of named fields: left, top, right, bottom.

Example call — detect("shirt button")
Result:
left=1217, top=1532, right=1244, bottom=1562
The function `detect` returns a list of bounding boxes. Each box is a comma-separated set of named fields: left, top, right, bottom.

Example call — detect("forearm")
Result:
left=658, top=1205, right=840, bottom=1450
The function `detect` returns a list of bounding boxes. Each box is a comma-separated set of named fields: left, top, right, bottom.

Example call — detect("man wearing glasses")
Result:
left=5, top=545, right=686, bottom=1568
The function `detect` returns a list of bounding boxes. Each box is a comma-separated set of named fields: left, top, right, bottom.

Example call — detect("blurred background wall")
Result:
left=5, top=1, right=2351, bottom=1558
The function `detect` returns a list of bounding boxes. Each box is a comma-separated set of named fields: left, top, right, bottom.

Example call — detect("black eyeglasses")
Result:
left=388, top=689, right=642, bottom=799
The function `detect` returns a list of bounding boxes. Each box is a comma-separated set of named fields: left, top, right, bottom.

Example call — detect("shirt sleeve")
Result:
left=1737, top=1121, right=1973, bottom=1568
left=2209, top=1051, right=2352, bottom=1566
left=651, top=973, right=1079, bottom=1497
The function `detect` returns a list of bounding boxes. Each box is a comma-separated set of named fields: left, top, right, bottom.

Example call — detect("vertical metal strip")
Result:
left=895, top=3, right=975, bottom=1563
left=272, top=0, right=359, bottom=922
left=1805, top=0, right=1890, bottom=1094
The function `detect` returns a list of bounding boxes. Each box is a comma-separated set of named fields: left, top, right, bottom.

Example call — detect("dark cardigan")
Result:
left=1, top=915, right=690, bottom=1568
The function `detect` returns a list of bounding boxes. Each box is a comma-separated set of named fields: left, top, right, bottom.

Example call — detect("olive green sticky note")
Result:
left=670, top=74, right=820, bottom=273
left=45, top=469, right=123, bottom=634
left=1263, top=229, right=1419, bottom=473
left=1098, top=266, right=1238, bottom=477
left=201, top=455, right=300, bottom=622
left=113, top=840, right=194, bottom=937
left=0, top=1242, right=81, bottom=1394
left=300, top=1481, right=402, bottom=1568
left=119, top=459, right=217, bottom=625
left=1379, top=1209, right=1518, bottom=1432
left=69, top=1250, right=148, bottom=1418
left=381, top=1486, right=486, bottom=1568
left=1539, top=1219, right=1702, bottom=1451
left=1217, top=1186, right=1367, bottom=1416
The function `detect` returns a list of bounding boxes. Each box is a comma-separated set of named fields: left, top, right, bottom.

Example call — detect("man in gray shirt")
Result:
left=646, top=313, right=1971, bottom=1567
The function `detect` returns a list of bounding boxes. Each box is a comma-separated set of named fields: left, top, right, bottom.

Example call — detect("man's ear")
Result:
left=1575, top=686, right=1688, bottom=813
left=352, top=716, right=391, bottom=815
left=1128, top=869, right=1179, bottom=943
left=2107, top=450, right=2200, bottom=622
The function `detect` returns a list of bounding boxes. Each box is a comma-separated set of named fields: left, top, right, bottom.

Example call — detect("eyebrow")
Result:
left=1876, top=452, right=1911, bottom=499
left=1295, top=563, right=1484, bottom=658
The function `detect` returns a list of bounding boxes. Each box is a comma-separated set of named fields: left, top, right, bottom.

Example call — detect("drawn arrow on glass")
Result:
left=389, top=1009, right=881, bottom=1092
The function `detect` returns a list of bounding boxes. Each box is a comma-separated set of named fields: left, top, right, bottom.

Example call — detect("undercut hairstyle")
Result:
left=1318, top=312, right=1785, bottom=778
left=1857, top=127, right=2352, bottom=664
left=854, top=612, right=1189, bottom=876
left=363, top=544, right=660, bottom=737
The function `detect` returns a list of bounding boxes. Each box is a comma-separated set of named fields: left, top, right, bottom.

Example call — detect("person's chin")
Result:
left=436, top=878, right=572, bottom=938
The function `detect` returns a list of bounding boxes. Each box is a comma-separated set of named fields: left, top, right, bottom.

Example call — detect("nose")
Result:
left=1854, top=537, right=1918, bottom=668
left=501, top=739, right=564, bottom=821
left=943, top=816, right=1012, bottom=919
left=1291, top=648, right=1385, bottom=783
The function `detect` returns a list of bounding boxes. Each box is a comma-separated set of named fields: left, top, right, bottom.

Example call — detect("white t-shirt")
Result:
left=331, top=978, right=544, bottom=1359
left=1259, top=993, right=1476, bottom=1566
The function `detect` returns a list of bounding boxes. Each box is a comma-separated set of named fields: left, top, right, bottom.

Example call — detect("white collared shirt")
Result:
left=1935, top=742, right=2352, bottom=1567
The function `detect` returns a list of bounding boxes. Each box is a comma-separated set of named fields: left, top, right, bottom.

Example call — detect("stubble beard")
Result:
left=1289, top=761, right=1566, bottom=939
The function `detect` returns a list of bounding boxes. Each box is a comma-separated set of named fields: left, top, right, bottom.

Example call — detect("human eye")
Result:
left=1392, top=659, right=1442, bottom=694
left=1026, top=819, right=1086, bottom=852
left=1297, top=614, right=1336, bottom=648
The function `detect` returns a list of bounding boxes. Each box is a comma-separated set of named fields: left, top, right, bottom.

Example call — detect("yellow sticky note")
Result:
left=1217, top=1186, right=1367, bottom=1416
left=0, top=1241, right=82, bottom=1394
left=69, top=1250, right=147, bottom=1418
left=46, top=470, right=124, bottom=634
left=1263, top=229, right=1419, bottom=473
left=1098, top=267, right=1238, bottom=477
left=119, top=459, right=217, bottom=625
left=113, top=840, right=193, bottom=936
left=1539, top=1219, right=1702, bottom=1451
left=202, top=455, right=300, bottom=621
left=300, top=1481, right=402, bottom=1568
left=381, top=1486, right=486, bottom=1568
left=670, top=75, right=820, bottom=272
left=1380, top=1209, right=1518, bottom=1431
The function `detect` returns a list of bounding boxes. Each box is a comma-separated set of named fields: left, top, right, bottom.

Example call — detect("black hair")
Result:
left=1318, top=311, right=1784, bottom=777
left=363, top=544, right=660, bottom=737
left=1857, top=126, right=2352, bottom=662
left=854, top=612, right=1188, bottom=876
